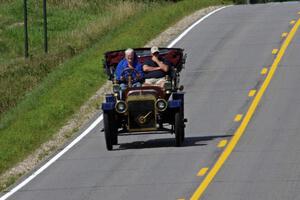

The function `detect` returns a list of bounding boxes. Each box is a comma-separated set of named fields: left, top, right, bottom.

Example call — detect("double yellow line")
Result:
left=190, top=18, right=300, bottom=200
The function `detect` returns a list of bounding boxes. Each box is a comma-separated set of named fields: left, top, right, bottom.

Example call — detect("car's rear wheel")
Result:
left=104, top=112, right=114, bottom=150
left=175, top=112, right=184, bottom=147
left=181, top=112, right=185, bottom=143
left=181, top=122, right=185, bottom=142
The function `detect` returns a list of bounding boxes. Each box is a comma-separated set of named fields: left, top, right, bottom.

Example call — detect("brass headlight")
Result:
left=156, top=99, right=168, bottom=112
left=113, top=84, right=121, bottom=93
left=164, top=80, right=172, bottom=90
left=115, top=100, right=127, bottom=113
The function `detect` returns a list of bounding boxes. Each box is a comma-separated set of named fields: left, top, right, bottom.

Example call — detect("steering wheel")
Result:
left=120, top=67, right=141, bottom=83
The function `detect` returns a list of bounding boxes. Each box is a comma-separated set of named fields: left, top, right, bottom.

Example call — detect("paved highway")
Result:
left=2, top=2, right=300, bottom=200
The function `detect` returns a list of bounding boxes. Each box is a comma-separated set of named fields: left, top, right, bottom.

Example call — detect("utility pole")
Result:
left=43, top=0, right=48, bottom=53
left=24, top=0, right=29, bottom=58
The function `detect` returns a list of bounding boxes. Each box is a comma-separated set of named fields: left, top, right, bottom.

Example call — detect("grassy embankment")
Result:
left=0, top=0, right=153, bottom=115
left=0, top=0, right=231, bottom=190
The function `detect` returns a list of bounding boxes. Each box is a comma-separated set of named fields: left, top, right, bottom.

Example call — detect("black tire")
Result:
left=181, top=123, right=185, bottom=142
left=175, top=112, right=184, bottom=147
left=181, top=103, right=185, bottom=142
left=180, top=110, right=185, bottom=143
left=104, top=112, right=113, bottom=150
left=112, top=125, right=118, bottom=145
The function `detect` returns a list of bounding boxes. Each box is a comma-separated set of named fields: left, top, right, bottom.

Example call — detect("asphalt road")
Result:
left=2, top=2, right=300, bottom=200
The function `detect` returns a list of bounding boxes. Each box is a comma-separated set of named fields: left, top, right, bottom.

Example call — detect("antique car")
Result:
left=101, top=48, right=187, bottom=150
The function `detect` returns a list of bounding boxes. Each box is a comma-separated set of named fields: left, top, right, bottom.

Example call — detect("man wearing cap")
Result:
left=143, top=46, right=169, bottom=87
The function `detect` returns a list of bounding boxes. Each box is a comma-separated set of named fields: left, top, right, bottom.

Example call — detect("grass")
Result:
left=0, top=0, right=232, bottom=189
left=0, top=0, right=151, bottom=115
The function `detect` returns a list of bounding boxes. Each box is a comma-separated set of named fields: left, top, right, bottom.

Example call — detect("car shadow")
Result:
left=115, top=134, right=232, bottom=150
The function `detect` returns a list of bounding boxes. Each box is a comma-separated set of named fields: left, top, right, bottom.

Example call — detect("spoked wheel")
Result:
left=175, top=111, right=184, bottom=147
left=104, top=112, right=117, bottom=150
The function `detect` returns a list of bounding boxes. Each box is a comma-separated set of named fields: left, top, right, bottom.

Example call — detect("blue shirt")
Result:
left=115, top=58, right=143, bottom=82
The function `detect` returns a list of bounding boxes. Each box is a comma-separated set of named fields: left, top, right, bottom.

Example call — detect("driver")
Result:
left=115, top=48, right=143, bottom=96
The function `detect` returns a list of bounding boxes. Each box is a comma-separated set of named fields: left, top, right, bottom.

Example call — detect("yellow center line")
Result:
left=281, top=32, right=288, bottom=38
left=272, top=49, right=278, bottom=54
left=197, top=168, right=209, bottom=177
left=234, top=114, right=243, bottom=122
left=190, top=18, right=300, bottom=200
left=260, top=67, right=268, bottom=75
left=248, top=90, right=256, bottom=97
left=217, top=140, right=228, bottom=148
left=261, top=68, right=268, bottom=75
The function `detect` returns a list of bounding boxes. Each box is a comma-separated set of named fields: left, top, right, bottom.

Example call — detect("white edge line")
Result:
left=167, top=5, right=231, bottom=48
left=0, top=115, right=103, bottom=200
left=0, top=5, right=230, bottom=200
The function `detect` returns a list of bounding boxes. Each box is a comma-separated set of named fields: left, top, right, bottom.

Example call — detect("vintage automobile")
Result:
left=101, top=48, right=187, bottom=150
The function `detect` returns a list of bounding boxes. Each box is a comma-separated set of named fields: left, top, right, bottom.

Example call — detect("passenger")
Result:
left=143, top=46, right=169, bottom=88
left=115, top=48, right=143, bottom=98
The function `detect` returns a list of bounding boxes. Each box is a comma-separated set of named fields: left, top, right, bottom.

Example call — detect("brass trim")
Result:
left=138, top=111, right=153, bottom=124
left=127, top=94, right=157, bottom=131
left=112, top=84, right=121, bottom=93
left=128, top=127, right=157, bottom=132
left=126, top=94, right=156, bottom=102
left=156, top=99, right=168, bottom=112
left=115, top=100, right=127, bottom=114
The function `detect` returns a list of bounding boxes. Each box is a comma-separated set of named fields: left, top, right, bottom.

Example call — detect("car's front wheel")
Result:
left=104, top=112, right=116, bottom=150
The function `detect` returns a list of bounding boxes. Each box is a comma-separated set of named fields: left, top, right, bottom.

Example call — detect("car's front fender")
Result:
left=168, top=99, right=182, bottom=109
left=102, top=102, right=115, bottom=111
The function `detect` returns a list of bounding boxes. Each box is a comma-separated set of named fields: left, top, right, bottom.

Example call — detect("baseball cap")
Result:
left=151, top=46, right=160, bottom=54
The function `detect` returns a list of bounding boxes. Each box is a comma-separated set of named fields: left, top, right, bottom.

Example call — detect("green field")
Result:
left=0, top=0, right=231, bottom=191
left=0, top=0, right=157, bottom=115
